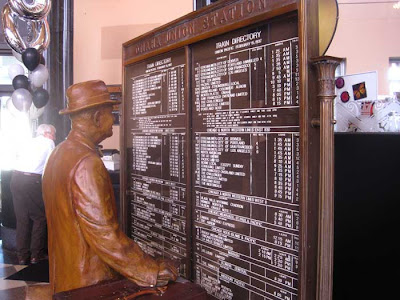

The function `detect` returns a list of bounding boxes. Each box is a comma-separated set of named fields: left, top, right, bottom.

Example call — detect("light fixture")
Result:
left=394, top=1, right=400, bottom=9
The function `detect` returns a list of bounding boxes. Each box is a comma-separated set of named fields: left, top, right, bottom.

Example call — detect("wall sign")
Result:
left=122, top=1, right=331, bottom=299
left=191, top=17, right=300, bottom=299
left=125, top=49, right=189, bottom=276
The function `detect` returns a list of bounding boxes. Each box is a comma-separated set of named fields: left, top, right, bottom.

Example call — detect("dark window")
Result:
left=194, top=0, right=219, bottom=10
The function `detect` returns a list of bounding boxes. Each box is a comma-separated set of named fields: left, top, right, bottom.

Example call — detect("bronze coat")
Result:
left=42, top=129, right=158, bottom=294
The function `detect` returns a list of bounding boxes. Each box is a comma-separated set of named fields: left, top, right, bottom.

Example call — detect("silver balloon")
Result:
left=8, top=63, right=25, bottom=80
left=29, top=19, right=50, bottom=52
left=8, top=0, right=51, bottom=20
left=12, top=49, right=23, bottom=62
left=1, top=3, right=51, bottom=54
left=12, top=88, right=32, bottom=112
left=1, top=4, right=27, bottom=54
left=29, top=64, right=49, bottom=87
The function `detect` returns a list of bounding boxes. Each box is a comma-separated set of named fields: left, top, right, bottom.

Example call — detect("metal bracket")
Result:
left=311, top=119, right=320, bottom=127
left=311, top=119, right=336, bottom=127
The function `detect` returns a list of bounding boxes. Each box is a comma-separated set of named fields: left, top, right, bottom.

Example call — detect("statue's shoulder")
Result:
left=57, top=137, right=95, bottom=155
left=47, top=138, right=98, bottom=172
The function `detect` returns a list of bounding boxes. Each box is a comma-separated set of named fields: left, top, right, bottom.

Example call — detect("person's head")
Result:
left=60, top=80, right=120, bottom=144
left=37, top=124, right=56, bottom=141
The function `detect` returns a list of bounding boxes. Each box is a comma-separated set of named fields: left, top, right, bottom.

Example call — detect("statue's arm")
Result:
left=71, top=155, right=159, bottom=287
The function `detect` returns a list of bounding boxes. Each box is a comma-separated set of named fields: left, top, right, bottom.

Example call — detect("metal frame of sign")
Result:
left=121, top=1, right=338, bottom=299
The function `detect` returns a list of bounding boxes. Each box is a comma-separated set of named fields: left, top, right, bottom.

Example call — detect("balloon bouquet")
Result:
left=1, top=0, right=51, bottom=119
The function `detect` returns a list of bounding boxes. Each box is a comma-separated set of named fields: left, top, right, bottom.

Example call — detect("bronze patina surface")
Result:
left=42, top=80, right=177, bottom=296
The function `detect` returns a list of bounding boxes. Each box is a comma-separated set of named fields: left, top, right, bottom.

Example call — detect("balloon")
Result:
left=1, top=4, right=51, bottom=55
left=32, top=87, right=49, bottom=108
left=1, top=4, right=27, bottom=54
left=28, top=19, right=50, bottom=53
left=12, top=88, right=32, bottom=112
left=8, top=64, right=25, bottom=80
left=29, top=103, right=45, bottom=119
left=12, top=74, right=29, bottom=90
left=8, top=0, right=52, bottom=20
left=29, top=64, right=49, bottom=87
left=12, top=49, right=23, bottom=62
left=7, top=98, right=36, bottom=119
left=22, top=48, right=40, bottom=71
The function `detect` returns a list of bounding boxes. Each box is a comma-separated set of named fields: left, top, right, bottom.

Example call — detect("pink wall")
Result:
left=74, top=0, right=193, bottom=84
left=327, top=1, right=400, bottom=96
left=74, top=0, right=193, bottom=149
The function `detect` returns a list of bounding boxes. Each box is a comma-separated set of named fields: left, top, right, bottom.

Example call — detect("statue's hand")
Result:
left=155, top=258, right=179, bottom=287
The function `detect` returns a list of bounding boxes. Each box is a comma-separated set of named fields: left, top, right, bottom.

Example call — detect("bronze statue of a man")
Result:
left=42, top=80, right=177, bottom=295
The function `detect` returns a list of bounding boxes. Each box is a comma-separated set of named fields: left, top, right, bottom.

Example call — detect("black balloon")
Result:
left=32, top=87, right=49, bottom=108
left=22, top=48, right=40, bottom=71
left=12, top=75, right=29, bottom=90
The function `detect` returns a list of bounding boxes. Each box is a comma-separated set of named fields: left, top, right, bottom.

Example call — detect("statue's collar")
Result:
left=67, top=130, right=97, bottom=152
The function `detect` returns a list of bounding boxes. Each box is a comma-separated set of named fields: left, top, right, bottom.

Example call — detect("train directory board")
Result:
left=122, top=1, right=323, bottom=299
left=191, top=15, right=300, bottom=299
left=124, top=49, right=189, bottom=276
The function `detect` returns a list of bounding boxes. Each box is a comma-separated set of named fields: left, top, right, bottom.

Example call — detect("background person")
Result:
left=10, top=123, right=56, bottom=265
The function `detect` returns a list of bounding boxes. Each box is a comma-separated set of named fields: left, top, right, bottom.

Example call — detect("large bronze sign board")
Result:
left=122, top=1, right=322, bottom=299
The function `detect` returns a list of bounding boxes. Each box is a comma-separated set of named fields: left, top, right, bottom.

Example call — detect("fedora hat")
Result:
left=59, top=80, right=121, bottom=115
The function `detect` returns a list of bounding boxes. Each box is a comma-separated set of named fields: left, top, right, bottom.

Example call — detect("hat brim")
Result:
left=59, top=100, right=121, bottom=115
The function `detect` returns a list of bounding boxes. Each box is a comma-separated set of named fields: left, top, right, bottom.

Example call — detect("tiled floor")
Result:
left=0, top=240, right=46, bottom=299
